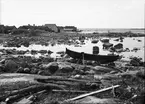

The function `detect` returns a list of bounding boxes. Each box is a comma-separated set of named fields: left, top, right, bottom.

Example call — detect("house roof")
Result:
left=45, top=24, right=58, bottom=32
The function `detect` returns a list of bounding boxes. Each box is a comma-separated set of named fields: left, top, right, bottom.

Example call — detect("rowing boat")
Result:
left=66, top=48, right=119, bottom=64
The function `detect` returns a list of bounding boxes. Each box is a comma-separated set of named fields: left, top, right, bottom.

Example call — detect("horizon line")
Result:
left=0, top=23, right=144, bottom=29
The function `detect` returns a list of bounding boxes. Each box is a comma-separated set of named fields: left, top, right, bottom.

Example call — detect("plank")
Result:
left=63, top=85, right=120, bottom=102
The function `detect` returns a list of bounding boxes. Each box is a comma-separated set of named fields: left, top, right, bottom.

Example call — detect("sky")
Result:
left=0, top=0, right=144, bottom=28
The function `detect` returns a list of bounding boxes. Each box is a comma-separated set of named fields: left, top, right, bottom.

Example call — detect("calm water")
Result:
left=0, top=37, right=144, bottom=61
left=79, top=28, right=145, bottom=34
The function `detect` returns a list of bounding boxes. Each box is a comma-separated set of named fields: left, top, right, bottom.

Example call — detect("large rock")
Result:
left=130, top=57, right=142, bottom=66
left=58, top=62, right=74, bottom=73
left=136, top=68, right=145, bottom=79
left=114, top=43, right=123, bottom=49
left=103, top=43, right=113, bottom=49
left=4, top=59, right=18, bottom=72
left=40, top=62, right=59, bottom=74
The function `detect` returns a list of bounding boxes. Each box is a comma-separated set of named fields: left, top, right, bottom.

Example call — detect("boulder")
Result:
left=40, top=62, right=59, bottom=74
left=23, top=68, right=31, bottom=73
left=4, top=59, right=18, bottom=72
left=130, top=57, right=142, bottom=66
left=100, top=39, right=109, bottom=43
left=114, top=43, right=123, bottom=49
left=30, top=68, right=38, bottom=74
left=58, top=62, right=74, bottom=73
left=91, top=39, right=99, bottom=44
left=103, top=43, right=113, bottom=49
left=136, top=69, right=145, bottom=79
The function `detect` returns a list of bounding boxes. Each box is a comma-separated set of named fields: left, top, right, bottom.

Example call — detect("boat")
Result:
left=66, top=48, right=119, bottom=64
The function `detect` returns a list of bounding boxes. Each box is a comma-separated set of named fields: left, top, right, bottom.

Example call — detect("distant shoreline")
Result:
left=79, top=28, right=145, bottom=30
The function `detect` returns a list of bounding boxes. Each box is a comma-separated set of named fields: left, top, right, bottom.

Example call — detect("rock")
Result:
left=114, top=38, right=119, bottom=41
left=4, top=59, right=18, bottom=72
left=100, top=38, right=109, bottom=43
left=130, top=59, right=140, bottom=66
left=132, top=47, right=140, bottom=52
left=41, top=62, right=59, bottom=74
left=85, top=70, right=96, bottom=74
left=31, top=50, right=38, bottom=55
left=47, top=50, right=53, bottom=54
left=124, top=48, right=130, bottom=52
left=37, top=70, right=44, bottom=75
left=91, top=39, right=99, bottom=44
left=136, top=69, right=145, bottom=79
left=56, top=51, right=65, bottom=55
left=30, top=68, right=38, bottom=74
left=58, top=63, right=74, bottom=73
left=114, top=43, right=123, bottom=49
left=72, top=74, right=82, bottom=79
left=23, top=68, right=31, bottom=73
left=38, top=50, right=47, bottom=54
left=130, top=57, right=142, bottom=66
left=0, top=59, right=6, bottom=64
left=0, top=64, right=4, bottom=72
left=103, top=43, right=113, bottom=49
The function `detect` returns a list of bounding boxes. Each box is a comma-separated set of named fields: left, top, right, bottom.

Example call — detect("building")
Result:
left=58, top=26, right=77, bottom=32
left=64, top=26, right=77, bottom=32
left=45, top=24, right=59, bottom=32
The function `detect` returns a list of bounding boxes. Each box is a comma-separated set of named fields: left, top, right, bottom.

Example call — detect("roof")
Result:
left=45, top=24, right=58, bottom=32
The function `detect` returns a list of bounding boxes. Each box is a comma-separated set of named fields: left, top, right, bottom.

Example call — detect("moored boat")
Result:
left=66, top=48, right=120, bottom=64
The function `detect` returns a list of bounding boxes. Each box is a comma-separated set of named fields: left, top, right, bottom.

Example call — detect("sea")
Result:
left=79, top=28, right=145, bottom=34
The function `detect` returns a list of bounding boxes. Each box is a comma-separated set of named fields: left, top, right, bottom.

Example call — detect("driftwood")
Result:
left=52, top=90, right=89, bottom=93
left=14, top=90, right=47, bottom=104
left=63, top=85, right=120, bottom=102
left=0, top=83, right=65, bottom=101
left=35, top=77, right=100, bottom=83
left=41, top=80, right=78, bottom=86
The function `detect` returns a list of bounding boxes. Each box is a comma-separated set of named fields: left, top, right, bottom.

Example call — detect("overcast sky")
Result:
left=0, top=0, right=144, bottom=28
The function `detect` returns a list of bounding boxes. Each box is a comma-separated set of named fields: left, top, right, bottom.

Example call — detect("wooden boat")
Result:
left=66, top=48, right=119, bottom=64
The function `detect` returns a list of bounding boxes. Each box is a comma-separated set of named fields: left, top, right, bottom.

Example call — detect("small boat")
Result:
left=66, top=48, right=119, bottom=64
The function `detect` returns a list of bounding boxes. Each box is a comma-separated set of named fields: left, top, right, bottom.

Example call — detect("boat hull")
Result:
left=66, top=48, right=119, bottom=64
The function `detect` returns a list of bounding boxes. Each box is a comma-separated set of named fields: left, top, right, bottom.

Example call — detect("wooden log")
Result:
left=14, top=90, right=47, bottom=104
left=35, top=77, right=100, bottom=83
left=52, top=90, right=89, bottom=93
left=0, top=83, right=65, bottom=101
left=63, top=85, right=120, bottom=102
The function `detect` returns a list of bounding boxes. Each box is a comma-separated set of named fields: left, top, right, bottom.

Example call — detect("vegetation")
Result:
left=0, top=25, right=54, bottom=35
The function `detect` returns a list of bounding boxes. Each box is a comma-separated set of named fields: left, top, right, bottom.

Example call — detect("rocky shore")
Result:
left=0, top=32, right=145, bottom=104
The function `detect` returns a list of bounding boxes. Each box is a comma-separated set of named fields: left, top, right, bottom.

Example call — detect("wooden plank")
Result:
left=63, top=85, right=120, bottom=102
